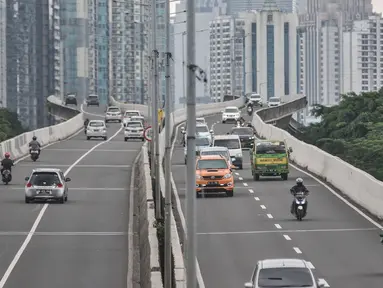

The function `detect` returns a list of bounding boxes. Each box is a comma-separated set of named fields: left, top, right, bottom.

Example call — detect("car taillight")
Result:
left=57, top=183, right=63, bottom=188
left=26, top=182, right=32, bottom=187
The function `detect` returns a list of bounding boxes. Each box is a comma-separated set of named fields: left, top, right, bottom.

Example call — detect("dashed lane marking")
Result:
left=267, top=214, right=273, bottom=219
left=243, top=183, right=248, bottom=186
left=293, top=247, right=302, bottom=254
left=254, top=197, right=260, bottom=201
left=248, top=189, right=254, bottom=193
left=274, top=224, right=282, bottom=229
left=238, top=177, right=243, bottom=180
left=318, top=279, right=330, bottom=287
left=260, top=205, right=266, bottom=210
left=283, top=234, right=291, bottom=240
left=306, top=261, right=315, bottom=269
left=234, top=172, right=239, bottom=176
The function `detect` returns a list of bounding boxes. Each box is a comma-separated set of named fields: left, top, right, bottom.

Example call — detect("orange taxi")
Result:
left=196, top=155, right=234, bottom=197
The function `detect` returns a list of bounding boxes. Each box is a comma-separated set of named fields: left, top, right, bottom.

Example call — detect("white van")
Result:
left=213, top=135, right=243, bottom=169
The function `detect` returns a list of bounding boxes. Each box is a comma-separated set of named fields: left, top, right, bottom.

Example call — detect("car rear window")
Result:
left=30, top=172, right=61, bottom=186
left=195, top=137, right=210, bottom=146
left=225, top=108, right=238, bottom=113
left=89, top=122, right=104, bottom=127
left=200, top=150, right=229, bottom=159
left=127, top=122, right=142, bottom=128
left=214, top=139, right=240, bottom=149
left=125, top=111, right=139, bottom=117
left=196, top=126, right=209, bottom=133
left=197, top=159, right=228, bottom=169
left=258, top=267, right=313, bottom=287
left=88, top=95, right=98, bottom=99
left=108, top=107, right=120, bottom=112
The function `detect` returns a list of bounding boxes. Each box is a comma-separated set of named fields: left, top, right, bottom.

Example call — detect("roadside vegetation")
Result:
left=299, top=90, right=383, bottom=181
left=0, top=108, right=26, bottom=142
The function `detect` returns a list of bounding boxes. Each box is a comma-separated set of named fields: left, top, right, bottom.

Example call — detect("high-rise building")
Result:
left=342, top=15, right=383, bottom=95
left=298, top=0, right=373, bottom=106
left=226, top=0, right=298, bottom=15
left=0, top=0, right=6, bottom=107
left=241, top=4, right=299, bottom=102
left=6, top=0, right=61, bottom=129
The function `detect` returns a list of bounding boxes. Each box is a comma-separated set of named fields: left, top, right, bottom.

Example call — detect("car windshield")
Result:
left=88, top=95, right=98, bottom=100
left=30, top=172, right=61, bottom=186
left=196, top=138, right=210, bottom=146
left=200, top=150, right=230, bottom=159
left=196, top=126, right=209, bottom=133
left=269, top=98, right=280, bottom=103
left=258, top=267, right=314, bottom=287
left=89, top=122, right=104, bottom=127
left=125, top=112, right=139, bottom=117
left=231, top=128, right=253, bottom=135
left=251, top=95, right=260, bottom=99
left=214, top=139, right=240, bottom=149
left=127, top=122, right=142, bottom=128
left=196, top=119, right=205, bottom=123
left=108, top=108, right=120, bottom=112
left=256, top=142, right=286, bottom=154
left=225, top=108, right=238, bottom=113
left=197, top=159, right=228, bottom=169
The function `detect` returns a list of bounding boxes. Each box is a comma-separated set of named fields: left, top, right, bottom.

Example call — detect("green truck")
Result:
left=250, top=140, right=292, bottom=181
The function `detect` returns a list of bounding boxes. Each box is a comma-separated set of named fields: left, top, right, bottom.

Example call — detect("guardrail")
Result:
left=253, top=100, right=383, bottom=219
left=0, top=95, right=83, bottom=161
left=109, top=97, right=149, bottom=117
left=47, top=95, right=81, bottom=120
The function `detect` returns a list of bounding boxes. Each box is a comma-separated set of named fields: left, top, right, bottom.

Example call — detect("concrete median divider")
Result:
left=253, top=99, right=383, bottom=219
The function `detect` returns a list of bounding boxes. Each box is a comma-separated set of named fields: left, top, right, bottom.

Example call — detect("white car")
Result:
left=24, top=168, right=71, bottom=204
left=248, top=93, right=263, bottom=106
left=196, top=124, right=213, bottom=144
left=213, top=134, right=243, bottom=169
left=267, top=97, right=281, bottom=107
left=87, top=120, right=107, bottom=140
left=184, top=136, right=211, bottom=164
left=222, top=106, right=241, bottom=123
left=105, top=106, right=122, bottom=123
left=196, top=117, right=206, bottom=125
left=124, top=121, right=144, bottom=141
left=123, top=110, right=141, bottom=126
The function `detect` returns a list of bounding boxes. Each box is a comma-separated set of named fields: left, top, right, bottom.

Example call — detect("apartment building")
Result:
left=226, top=0, right=298, bottom=15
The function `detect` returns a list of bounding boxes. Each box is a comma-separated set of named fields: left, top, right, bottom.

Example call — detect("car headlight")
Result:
left=236, top=153, right=242, bottom=158
left=196, top=175, right=202, bottom=180
left=223, top=173, right=232, bottom=179
left=249, top=136, right=254, bottom=139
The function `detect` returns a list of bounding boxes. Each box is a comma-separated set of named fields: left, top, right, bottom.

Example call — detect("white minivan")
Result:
left=213, top=135, right=243, bottom=169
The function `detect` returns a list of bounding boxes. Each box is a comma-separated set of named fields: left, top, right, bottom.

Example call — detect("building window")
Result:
left=284, top=22, right=290, bottom=95
left=267, top=14, right=273, bottom=23
left=266, top=25, right=275, bottom=99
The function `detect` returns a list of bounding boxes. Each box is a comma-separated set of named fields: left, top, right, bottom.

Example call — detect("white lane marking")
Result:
left=306, top=261, right=315, bottom=269
left=293, top=247, right=302, bottom=254
left=196, top=227, right=377, bottom=235
left=248, top=189, right=254, bottom=193
left=0, top=124, right=123, bottom=287
left=291, top=163, right=383, bottom=230
left=19, top=164, right=131, bottom=168
left=127, top=150, right=141, bottom=287
left=274, top=224, right=282, bottom=229
left=283, top=234, right=291, bottom=240
left=234, top=172, right=239, bottom=176
left=238, top=177, right=243, bottom=180
left=11, top=187, right=126, bottom=191
left=266, top=214, right=273, bottom=219
left=318, top=279, right=330, bottom=287
left=243, top=183, right=248, bottom=187
left=254, top=197, right=260, bottom=201
left=260, top=205, right=266, bottom=210
left=45, top=148, right=137, bottom=152
left=0, top=231, right=129, bottom=236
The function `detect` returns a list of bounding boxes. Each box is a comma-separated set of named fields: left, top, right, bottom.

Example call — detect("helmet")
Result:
left=32, top=136, right=37, bottom=141
left=296, top=178, right=303, bottom=186
left=4, top=152, right=10, bottom=158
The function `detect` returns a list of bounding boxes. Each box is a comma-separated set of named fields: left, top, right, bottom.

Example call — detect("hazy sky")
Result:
left=372, top=0, right=383, bottom=13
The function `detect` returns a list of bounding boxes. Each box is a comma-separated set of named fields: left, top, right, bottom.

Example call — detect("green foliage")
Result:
left=300, top=90, right=383, bottom=181
left=0, top=108, right=27, bottom=142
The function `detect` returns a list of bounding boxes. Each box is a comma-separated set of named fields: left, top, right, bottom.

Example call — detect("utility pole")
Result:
left=140, top=0, right=144, bottom=104
left=151, top=0, right=161, bottom=218
left=186, top=0, right=197, bottom=287
left=231, top=37, right=236, bottom=97
left=182, top=32, right=186, bottom=108
left=164, top=0, right=172, bottom=284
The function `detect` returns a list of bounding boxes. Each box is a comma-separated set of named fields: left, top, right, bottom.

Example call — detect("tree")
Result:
left=299, top=91, right=383, bottom=181
left=0, top=109, right=27, bottom=142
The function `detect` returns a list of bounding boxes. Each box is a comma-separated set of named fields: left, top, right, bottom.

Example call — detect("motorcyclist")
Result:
left=247, top=101, right=254, bottom=110
left=29, top=136, right=41, bottom=156
left=84, top=118, right=90, bottom=134
left=1, top=152, right=14, bottom=175
left=290, top=178, right=309, bottom=214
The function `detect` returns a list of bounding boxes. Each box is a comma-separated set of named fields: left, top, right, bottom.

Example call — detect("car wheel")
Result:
left=124, top=138, right=128, bottom=142
left=196, top=192, right=202, bottom=198
left=222, top=120, right=225, bottom=124
left=119, top=120, right=122, bottom=123
left=226, top=190, right=234, bottom=197
left=254, top=174, right=260, bottom=181
left=238, top=164, right=243, bottom=170
left=58, top=196, right=65, bottom=204
left=87, top=136, right=90, bottom=140
left=65, top=195, right=68, bottom=202
left=25, top=197, right=32, bottom=203
left=141, top=138, right=144, bottom=142
left=104, top=137, right=107, bottom=141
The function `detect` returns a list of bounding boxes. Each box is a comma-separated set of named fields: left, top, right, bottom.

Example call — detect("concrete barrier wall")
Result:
left=47, top=95, right=81, bottom=120
left=109, top=97, right=149, bottom=117
left=1, top=96, right=83, bottom=161
left=253, top=104, right=383, bottom=219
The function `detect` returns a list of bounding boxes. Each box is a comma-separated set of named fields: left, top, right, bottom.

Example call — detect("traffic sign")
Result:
left=158, top=109, right=164, bottom=123
left=144, top=126, right=153, bottom=142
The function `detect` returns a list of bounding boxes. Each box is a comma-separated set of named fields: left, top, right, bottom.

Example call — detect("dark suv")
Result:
left=65, top=94, right=77, bottom=105
left=86, top=94, right=100, bottom=107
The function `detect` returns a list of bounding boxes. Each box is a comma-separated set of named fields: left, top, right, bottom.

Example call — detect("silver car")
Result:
left=24, top=168, right=71, bottom=204
left=184, top=136, right=211, bottom=164
left=244, top=258, right=325, bottom=288
left=196, top=124, right=213, bottom=144
left=199, top=146, right=233, bottom=166
left=86, top=120, right=107, bottom=140
left=122, top=110, right=141, bottom=126
left=124, top=121, right=144, bottom=141
left=105, top=106, right=122, bottom=122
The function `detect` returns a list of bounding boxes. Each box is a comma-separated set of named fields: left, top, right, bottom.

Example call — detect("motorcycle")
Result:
left=247, top=105, right=253, bottom=116
left=2, top=169, right=12, bottom=185
left=293, top=191, right=307, bottom=221
left=30, top=150, right=39, bottom=162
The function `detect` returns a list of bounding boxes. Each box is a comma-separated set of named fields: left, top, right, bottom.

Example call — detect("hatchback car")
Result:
left=195, top=155, right=234, bottom=197
left=105, top=106, right=122, bottom=123
left=124, top=120, right=144, bottom=141
left=86, top=120, right=107, bottom=140
left=244, top=258, right=325, bottom=288
left=86, top=94, right=99, bottom=106
left=25, top=168, right=71, bottom=204
left=267, top=97, right=281, bottom=107
left=65, top=94, right=77, bottom=105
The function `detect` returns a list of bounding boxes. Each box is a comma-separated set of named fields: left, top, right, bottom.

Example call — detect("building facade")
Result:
left=0, top=0, right=6, bottom=107
left=241, top=6, right=299, bottom=102
left=342, top=15, right=383, bottom=94
left=226, top=0, right=298, bottom=15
